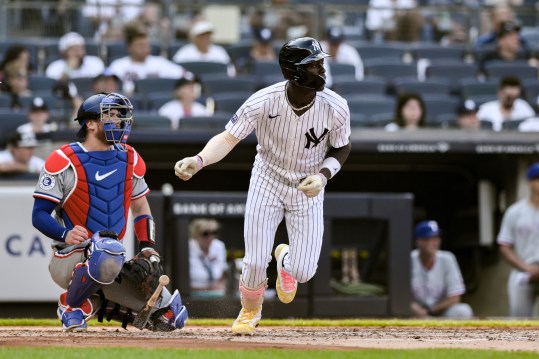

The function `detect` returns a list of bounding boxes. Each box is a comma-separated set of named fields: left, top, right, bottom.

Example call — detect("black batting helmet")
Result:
left=279, top=37, right=330, bottom=90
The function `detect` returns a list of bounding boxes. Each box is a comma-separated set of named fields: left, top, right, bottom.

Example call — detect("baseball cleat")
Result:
left=275, top=244, right=297, bottom=304
left=231, top=306, right=262, bottom=335
left=61, top=308, right=87, bottom=332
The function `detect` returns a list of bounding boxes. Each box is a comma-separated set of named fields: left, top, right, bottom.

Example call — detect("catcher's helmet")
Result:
left=74, top=92, right=133, bottom=151
left=279, top=37, right=330, bottom=90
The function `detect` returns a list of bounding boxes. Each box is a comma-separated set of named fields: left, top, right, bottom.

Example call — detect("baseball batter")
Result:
left=174, top=37, right=351, bottom=335
left=498, top=163, right=539, bottom=317
left=32, top=93, right=187, bottom=331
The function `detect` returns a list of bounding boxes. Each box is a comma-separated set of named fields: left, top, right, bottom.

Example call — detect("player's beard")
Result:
left=95, top=124, right=110, bottom=146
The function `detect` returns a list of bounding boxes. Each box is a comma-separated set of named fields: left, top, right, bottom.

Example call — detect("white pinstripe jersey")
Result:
left=225, top=81, right=351, bottom=183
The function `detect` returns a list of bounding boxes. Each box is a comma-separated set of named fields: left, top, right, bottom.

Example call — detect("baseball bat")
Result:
left=132, top=275, right=170, bottom=330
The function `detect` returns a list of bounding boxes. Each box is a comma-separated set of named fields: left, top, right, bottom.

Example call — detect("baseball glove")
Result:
left=121, top=248, right=164, bottom=299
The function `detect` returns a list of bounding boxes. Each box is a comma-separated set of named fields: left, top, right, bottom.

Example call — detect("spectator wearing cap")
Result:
left=45, top=32, right=105, bottom=81
left=477, top=76, right=535, bottom=132
left=0, top=133, right=45, bottom=174
left=479, top=21, right=531, bottom=73
left=188, top=218, right=228, bottom=297
left=410, top=220, right=473, bottom=319
left=172, top=21, right=235, bottom=77
left=158, top=74, right=209, bottom=129
left=456, top=100, right=481, bottom=130
left=235, top=27, right=277, bottom=74
left=108, top=26, right=189, bottom=96
left=497, top=163, right=539, bottom=317
left=475, top=6, right=528, bottom=51
left=16, top=97, right=57, bottom=137
left=92, top=70, right=121, bottom=94
left=320, top=26, right=364, bottom=81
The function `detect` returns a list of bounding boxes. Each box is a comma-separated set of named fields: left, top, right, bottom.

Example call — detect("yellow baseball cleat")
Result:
left=275, top=244, right=297, bottom=304
left=231, top=306, right=262, bottom=335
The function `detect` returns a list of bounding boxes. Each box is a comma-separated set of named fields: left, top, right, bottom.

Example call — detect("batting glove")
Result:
left=174, top=156, right=203, bottom=181
left=297, top=173, right=327, bottom=198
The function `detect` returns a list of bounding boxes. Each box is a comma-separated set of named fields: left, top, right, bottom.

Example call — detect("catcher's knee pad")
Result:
left=66, top=231, right=126, bottom=308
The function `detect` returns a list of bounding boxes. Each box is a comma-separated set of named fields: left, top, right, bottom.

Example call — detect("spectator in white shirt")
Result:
left=108, top=26, right=189, bottom=95
left=320, top=26, right=364, bottom=81
left=158, top=74, right=209, bottom=130
left=477, top=76, right=535, bottom=131
left=0, top=133, right=45, bottom=174
left=45, top=32, right=105, bottom=81
left=188, top=218, right=228, bottom=297
left=172, top=21, right=235, bottom=77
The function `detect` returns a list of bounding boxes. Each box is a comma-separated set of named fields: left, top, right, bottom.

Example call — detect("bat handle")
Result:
left=148, top=275, right=169, bottom=306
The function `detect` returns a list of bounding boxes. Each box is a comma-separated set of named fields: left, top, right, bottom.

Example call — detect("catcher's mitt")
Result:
left=121, top=248, right=164, bottom=299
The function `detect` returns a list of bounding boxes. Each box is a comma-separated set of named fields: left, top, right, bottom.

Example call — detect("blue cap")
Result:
left=414, top=220, right=441, bottom=239
left=527, top=163, right=539, bottom=180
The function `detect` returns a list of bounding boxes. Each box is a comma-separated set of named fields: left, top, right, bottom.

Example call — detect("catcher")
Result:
left=31, top=92, right=188, bottom=331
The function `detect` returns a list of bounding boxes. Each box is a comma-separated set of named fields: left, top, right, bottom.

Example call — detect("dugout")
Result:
left=165, top=191, right=413, bottom=319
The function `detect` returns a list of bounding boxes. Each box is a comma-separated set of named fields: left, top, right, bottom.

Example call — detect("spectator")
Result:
left=0, top=45, right=32, bottom=84
left=479, top=21, right=531, bottom=73
left=0, top=132, right=44, bottom=174
left=477, top=76, right=534, bottom=131
left=321, top=26, right=364, bottom=81
left=475, top=5, right=527, bottom=51
left=16, top=97, right=57, bottom=136
left=385, top=93, right=426, bottom=131
left=158, top=75, right=208, bottom=130
left=92, top=70, right=121, bottom=94
left=497, top=163, right=539, bottom=317
left=108, top=26, right=190, bottom=96
left=45, top=32, right=105, bottom=81
left=236, top=27, right=277, bottom=74
left=82, top=0, right=144, bottom=40
left=365, top=0, right=423, bottom=42
left=1, top=62, right=32, bottom=110
left=411, top=220, right=474, bottom=319
left=456, top=100, right=481, bottom=130
left=188, top=218, right=228, bottom=297
left=172, top=21, right=235, bottom=77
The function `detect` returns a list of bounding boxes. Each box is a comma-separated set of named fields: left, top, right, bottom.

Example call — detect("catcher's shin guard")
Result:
left=66, top=233, right=126, bottom=308
left=231, top=281, right=266, bottom=335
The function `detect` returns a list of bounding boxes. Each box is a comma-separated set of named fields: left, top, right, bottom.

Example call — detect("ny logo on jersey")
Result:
left=304, top=127, right=329, bottom=149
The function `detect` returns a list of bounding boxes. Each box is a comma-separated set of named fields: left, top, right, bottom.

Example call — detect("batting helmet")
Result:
left=74, top=92, right=133, bottom=151
left=279, top=37, right=330, bottom=90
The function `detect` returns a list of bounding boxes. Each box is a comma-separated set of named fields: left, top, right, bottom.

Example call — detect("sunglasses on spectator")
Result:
left=201, top=230, right=218, bottom=237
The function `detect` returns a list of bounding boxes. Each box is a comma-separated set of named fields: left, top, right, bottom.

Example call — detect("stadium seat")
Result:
left=411, top=45, right=466, bottom=62
left=134, top=78, right=178, bottom=97
left=365, top=63, right=417, bottom=81
left=225, top=41, right=253, bottom=66
left=393, top=77, right=452, bottom=96
left=210, top=92, right=251, bottom=115
left=202, top=75, right=257, bottom=97
left=167, top=40, right=188, bottom=60
left=177, top=61, right=229, bottom=78
left=459, top=79, right=498, bottom=100
left=178, top=113, right=231, bottom=131
left=422, top=95, right=460, bottom=122
left=145, top=92, right=174, bottom=111
left=350, top=113, right=369, bottom=128
left=346, top=95, right=396, bottom=117
left=28, top=75, right=56, bottom=94
left=71, top=77, right=95, bottom=96
left=355, top=44, right=406, bottom=63
left=426, top=63, right=479, bottom=85
left=502, top=119, right=526, bottom=130
left=484, top=62, right=538, bottom=82
left=132, top=113, right=172, bottom=129
left=367, top=112, right=394, bottom=128
left=329, top=63, right=356, bottom=78
left=332, top=77, right=387, bottom=97
left=0, top=110, right=28, bottom=147
left=522, top=79, right=539, bottom=106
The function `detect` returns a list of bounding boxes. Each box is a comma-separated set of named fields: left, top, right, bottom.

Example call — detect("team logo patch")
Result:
left=230, top=114, right=238, bottom=124
left=39, top=174, right=56, bottom=191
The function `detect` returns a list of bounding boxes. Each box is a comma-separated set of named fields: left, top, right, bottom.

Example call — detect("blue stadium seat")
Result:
left=393, top=77, right=452, bottom=97
left=365, top=63, right=417, bottom=81
left=177, top=61, right=229, bottom=78
left=411, top=45, right=466, bottom=62
left=484, top=62, right=538, bottom=82
left=179, top=113, right=231, bottom=131
left=202, top=75, right=256, bottom=97
left=135, top=78, right=178, bottom=97
left=132, top=112, right=172, bottom=129
left=210, top=92, right=251, bottom=115
left=331, top=77, right=387, bottom=97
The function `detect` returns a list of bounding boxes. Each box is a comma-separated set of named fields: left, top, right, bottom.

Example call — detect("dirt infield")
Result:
left=1, top=325, right=539, bottom=352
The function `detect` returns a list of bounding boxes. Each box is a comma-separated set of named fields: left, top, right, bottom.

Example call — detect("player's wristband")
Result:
left=317, top=173, right=328, bottom=187
left=195, top=154, right=204, bottom=169
left=320, top=157, right=341, bottom=179
left=134, top=215, right=155, bottom=245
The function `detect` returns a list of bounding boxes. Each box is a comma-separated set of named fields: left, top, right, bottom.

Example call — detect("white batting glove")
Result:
left=297, top=174, right=327, bottom=198
left=174, top=156, right=202, bottom=181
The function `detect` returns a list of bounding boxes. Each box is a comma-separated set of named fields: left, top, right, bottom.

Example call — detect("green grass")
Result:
left=0, top=348, right=538, bottom=359
left=2, top=318, right=539, bottom=327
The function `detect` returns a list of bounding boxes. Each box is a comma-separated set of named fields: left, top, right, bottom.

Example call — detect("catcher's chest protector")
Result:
left=60, top=143, right=134, bottom=239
